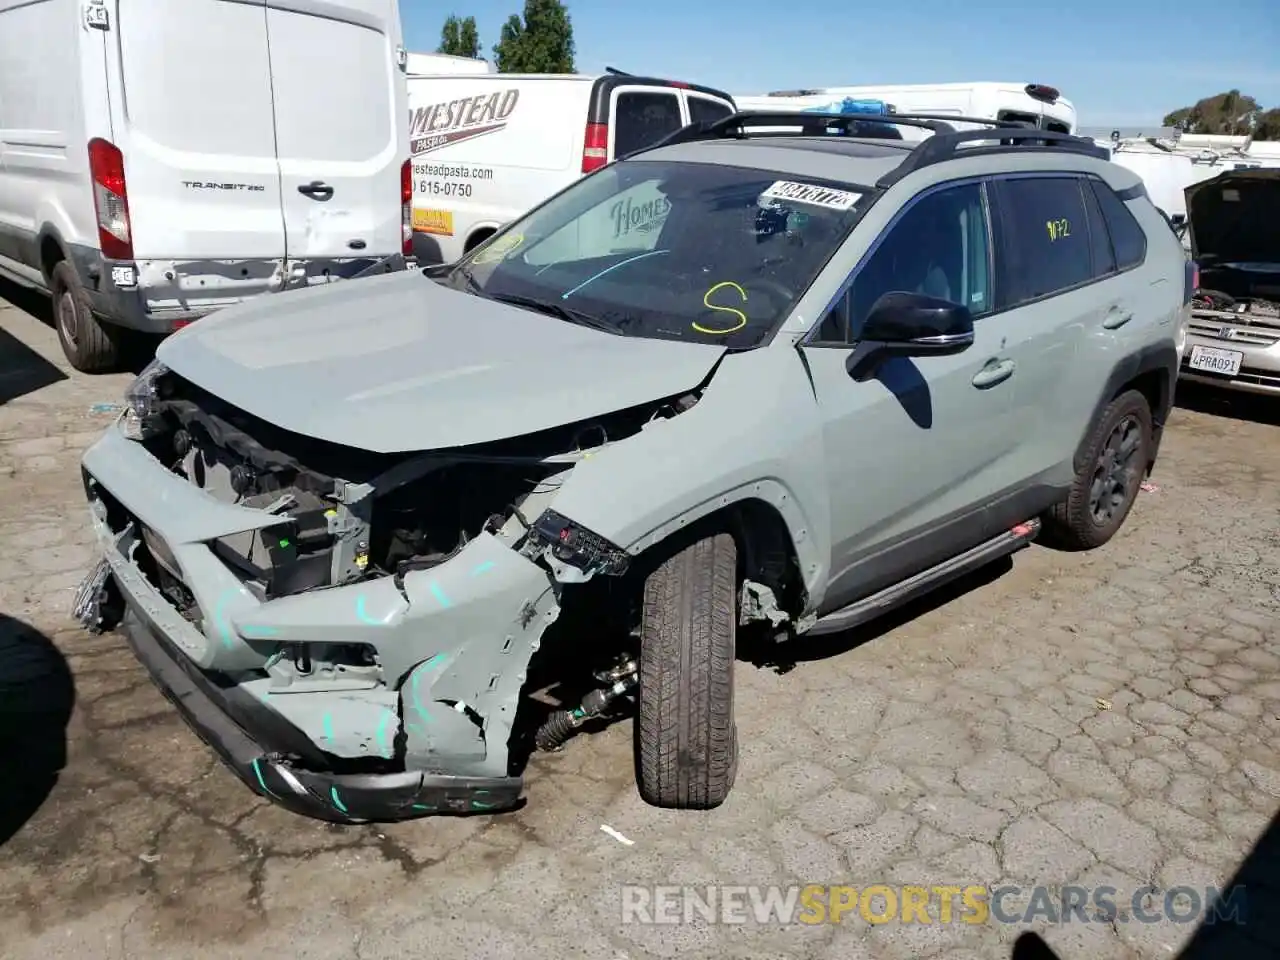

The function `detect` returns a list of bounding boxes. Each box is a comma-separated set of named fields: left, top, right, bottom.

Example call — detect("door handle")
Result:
left=1102, top=307, right=1133, bottom=330
left=971, top=358, right=1016, bottom=389
left=298, top=180, right=334, bottom=200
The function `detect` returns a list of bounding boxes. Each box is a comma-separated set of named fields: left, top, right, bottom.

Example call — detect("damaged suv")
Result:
left=73, top=112, right=1186, bottom=823
left=1180, top=168, right=1280, bottom=396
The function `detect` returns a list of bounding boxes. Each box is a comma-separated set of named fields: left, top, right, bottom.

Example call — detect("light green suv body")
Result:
left=74, top=113, right=1187, bottom=822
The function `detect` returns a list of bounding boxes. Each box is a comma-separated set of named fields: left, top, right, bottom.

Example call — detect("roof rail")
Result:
left=637, top=110, right=957, bottom=156
left=628, top=111, right=1110, bottom=181
left=876, top=127, right=1111, bottom=187
left=877, top=112, right=1024, bottom=128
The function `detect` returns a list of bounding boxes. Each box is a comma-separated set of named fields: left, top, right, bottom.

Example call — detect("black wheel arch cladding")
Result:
left=1077, top=341, right=1177, bottom=473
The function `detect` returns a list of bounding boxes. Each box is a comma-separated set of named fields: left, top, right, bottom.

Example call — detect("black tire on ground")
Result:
left=1042, top=388, right=1153, bottom=551
left=636, top=531, right=738, bottom=810
left=50, top=260, right=121, bottom=373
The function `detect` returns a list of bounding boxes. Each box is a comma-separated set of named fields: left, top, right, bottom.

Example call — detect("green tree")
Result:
left=492, top=0, right=575, bottom=73
left=1162, top=90, right=1263, bottom=135
left=438, top=14, right=481, bottom=59
left=1255, top=108, right=1280, bottom=141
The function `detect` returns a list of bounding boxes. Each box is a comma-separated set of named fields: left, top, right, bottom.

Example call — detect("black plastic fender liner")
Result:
left=118, top=608, right=523, bottom=823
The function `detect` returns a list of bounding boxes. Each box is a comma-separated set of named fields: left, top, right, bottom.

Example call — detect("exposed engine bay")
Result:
left=1191, top=288, right=1280, bottom=326
left=135, top=368, right=701, bottom=606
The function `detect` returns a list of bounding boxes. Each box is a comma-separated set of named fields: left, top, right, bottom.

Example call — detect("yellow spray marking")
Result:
left=692, top=281, right=749, bottom=335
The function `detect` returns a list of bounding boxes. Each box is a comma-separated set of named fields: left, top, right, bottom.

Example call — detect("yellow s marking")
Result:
left=692, top=280, right=748, bottom=335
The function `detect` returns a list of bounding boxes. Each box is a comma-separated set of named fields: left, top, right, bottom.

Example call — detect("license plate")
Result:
left=1187, top=344, right=1243, bottom=377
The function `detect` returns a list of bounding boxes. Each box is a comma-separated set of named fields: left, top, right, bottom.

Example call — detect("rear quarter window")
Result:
left=612, top=91, right=683, bottom=158
left=994, top=176, right=1094, bottom=305
left=1089, top=181, right=1147, bottom=270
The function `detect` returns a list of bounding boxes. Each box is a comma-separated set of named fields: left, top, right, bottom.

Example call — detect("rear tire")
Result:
left=51, top=261, right=121, bottom=373
left=1043, top=389, right=1153, bottom=551
left=636, top=532, right=738, bottom=810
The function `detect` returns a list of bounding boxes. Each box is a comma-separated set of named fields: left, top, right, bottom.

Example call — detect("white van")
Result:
left=407, top=71, right=735, bottom=263
left=734, top=82, right=1078, bottom=139
left=0, top=0, right=410, bottom=372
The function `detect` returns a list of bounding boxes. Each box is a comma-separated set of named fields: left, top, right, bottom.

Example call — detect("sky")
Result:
left=399, top=0, right=1280, bottom=128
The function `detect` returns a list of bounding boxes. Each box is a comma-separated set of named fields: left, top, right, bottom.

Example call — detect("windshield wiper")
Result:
left=453, top=265, right=484, bottom=294
left=486, top=293, right=622, bottom=334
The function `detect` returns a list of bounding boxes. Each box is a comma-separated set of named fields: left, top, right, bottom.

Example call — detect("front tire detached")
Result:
left=1043, top=389, right=1153, bottom=550
left=636, top=532, right=738, bottom=810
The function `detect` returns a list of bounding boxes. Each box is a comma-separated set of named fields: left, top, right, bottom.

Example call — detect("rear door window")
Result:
left=1089, top=181, right=1147, bottom=270
left=993, top=176, right=1094, bottom=306
left=687, top=95, right=734, bottom=124
left=612, top=90, right=683, bottom=159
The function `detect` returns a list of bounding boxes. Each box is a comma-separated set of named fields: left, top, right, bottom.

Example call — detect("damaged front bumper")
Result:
left=77, top=419, right=568, bottom=822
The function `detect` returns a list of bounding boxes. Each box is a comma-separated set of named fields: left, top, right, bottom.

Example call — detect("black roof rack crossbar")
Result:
left=877, top=112, right=1025, bottom=128
left=876, top=127, right=1110, bottom=187
left=639, top=110, right=957, bottom=156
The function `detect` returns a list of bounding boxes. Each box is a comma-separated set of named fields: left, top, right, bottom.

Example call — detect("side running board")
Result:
left=806, top=518, right=1042, bottom=637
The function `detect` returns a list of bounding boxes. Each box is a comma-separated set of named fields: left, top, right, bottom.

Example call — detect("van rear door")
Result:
left=607, top=85, right=685, bottom=160
left=598, top=77, right=738, bottom=161
left=264, top=0, right=406, bottom=273
left=110, top=0, right=285, bottom=262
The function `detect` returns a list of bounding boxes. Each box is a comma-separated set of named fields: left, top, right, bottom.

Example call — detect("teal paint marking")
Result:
left=561, top=249, right=670, bottom=299
left=212, top=590, right=236, bottom=648
left=409, top=669, right=432, bottom=724
left=471, top=560, right=495, bottom=576
left=251, top=758, right=280, bottom=798
left=374, top=709, right=393, bottom=758
left=329, top=786, right=349, bottom=814
left=428, top=581, right=452, bottom=608
left=411, top=803, right=437, bottom=811
left=241, top=624, right=279, bottom=638
left=322, top=714, right=335, bottom=742
left=408, top=654, right=448, bottom=725
left=355, top=594, right=384, bottom=625
left=471, top=800, right=496, bottom=810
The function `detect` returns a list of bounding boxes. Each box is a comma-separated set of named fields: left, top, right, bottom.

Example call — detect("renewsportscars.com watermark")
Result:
left=621, top=884, right=1249, bottom=926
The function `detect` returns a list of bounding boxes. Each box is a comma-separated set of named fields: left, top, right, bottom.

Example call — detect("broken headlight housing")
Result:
left=121, top=358, right=171, bottom=441
left=529, top=509, right=630, bottom=576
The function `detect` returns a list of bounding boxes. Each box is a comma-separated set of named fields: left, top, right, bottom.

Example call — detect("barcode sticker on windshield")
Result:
left=760, top=180, right=860, bottom=211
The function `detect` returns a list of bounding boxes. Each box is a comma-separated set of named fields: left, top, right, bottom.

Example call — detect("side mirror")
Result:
left=847, top=291, right=974, bottom=379
left=1170, top=213, right=1186, bottom=226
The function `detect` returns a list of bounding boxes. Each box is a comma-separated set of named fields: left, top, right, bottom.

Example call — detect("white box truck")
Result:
left=407, top=70, right=735, bottom=264
left=0, top=0, right=411, bottom=372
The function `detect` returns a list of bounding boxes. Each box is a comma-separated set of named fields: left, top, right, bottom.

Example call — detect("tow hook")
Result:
left=535, top=658, right=638, bottom=751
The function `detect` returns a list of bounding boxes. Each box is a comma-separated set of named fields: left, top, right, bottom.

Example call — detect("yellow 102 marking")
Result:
left=1046, top=218, right=1071, bottom=242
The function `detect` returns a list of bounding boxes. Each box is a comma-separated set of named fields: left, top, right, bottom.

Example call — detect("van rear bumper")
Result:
left=67, top=244, right=406, bottom=333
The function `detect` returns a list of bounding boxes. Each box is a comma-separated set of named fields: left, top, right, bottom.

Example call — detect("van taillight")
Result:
left=401, top=159, right=413, bottom=256
left=582, top=122, right=608, bottom=173
left=88, top=138, right=132, bottom=260
left=1185, top=259, right=1199, bottom=303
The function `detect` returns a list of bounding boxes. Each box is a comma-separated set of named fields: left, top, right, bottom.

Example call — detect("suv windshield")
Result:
left=444, top=160, right=868, bottom=349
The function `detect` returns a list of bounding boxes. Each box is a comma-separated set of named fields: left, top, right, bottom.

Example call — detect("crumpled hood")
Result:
left=1184, top=168, right=1280, bottom=265
left=156, top=270, right=727, bottom=453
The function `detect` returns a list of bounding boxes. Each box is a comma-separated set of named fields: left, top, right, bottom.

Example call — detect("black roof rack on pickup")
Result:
left=636, top=110, right=1110, bottom=186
